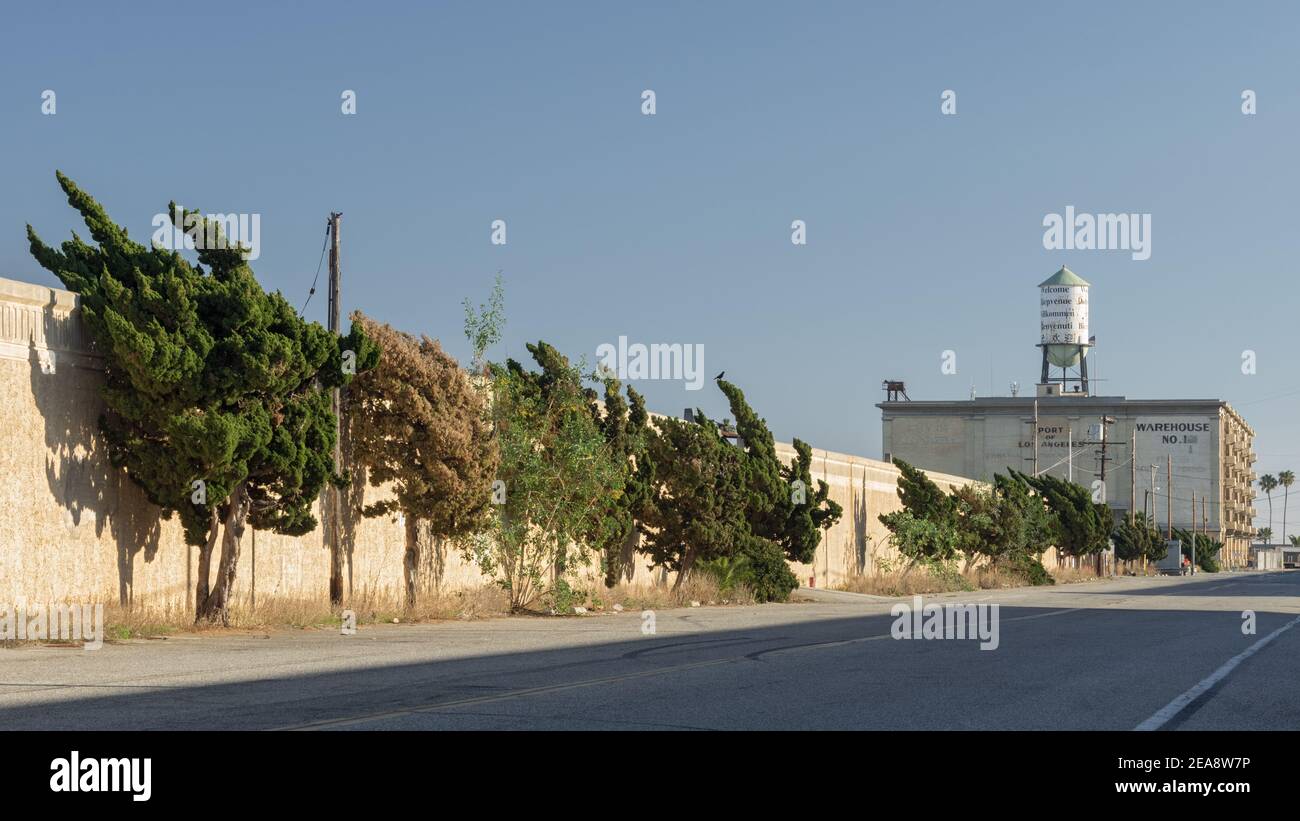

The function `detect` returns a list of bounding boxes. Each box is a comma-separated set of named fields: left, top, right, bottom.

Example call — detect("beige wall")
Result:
left=0, top=276, right=979, bottom=608
left=775, top=442, right=973, bottom=589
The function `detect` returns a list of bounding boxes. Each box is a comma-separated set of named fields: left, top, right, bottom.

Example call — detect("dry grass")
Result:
left=839, top=570, right=966, bottom=596
left=968, top=565, right=1035, bottom=589
left=94, top=577, right=759, bottom=639
left=582, top=575, right=756, bottom=611
left=99, top=585, right=512, bottom=639
left=839, top=564, right=1038, bottom=597
left=840, top=551, right=1136, bottom=597
left=1049, top=566, right=1103, bottom=584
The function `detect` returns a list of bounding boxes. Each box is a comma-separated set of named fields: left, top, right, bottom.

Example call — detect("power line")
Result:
left=299, top=219, right=331, bottom=315
left=1232, top=386, right=1300, bottom=407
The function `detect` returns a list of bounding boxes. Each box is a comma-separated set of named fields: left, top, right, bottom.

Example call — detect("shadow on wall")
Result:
left=339, top=426, right=364, bottom=599
left=29, top=298, right=161, bottom=606
left=416, top=519, right=447, bottom=594
left=852, top=473, right=869, bottom=574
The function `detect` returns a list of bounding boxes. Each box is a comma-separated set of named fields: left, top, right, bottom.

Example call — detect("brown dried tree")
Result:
left=346, top=311, right=499, bottom=607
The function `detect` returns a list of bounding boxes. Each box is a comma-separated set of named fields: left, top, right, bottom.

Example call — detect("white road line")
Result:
left=1135, top=613, right=1300, bottom=731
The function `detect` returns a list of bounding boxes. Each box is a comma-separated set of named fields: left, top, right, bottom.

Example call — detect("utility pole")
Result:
left=1202, top=497, right=1208, bottom=568
left=1167, top=455, right=1173, bottom=542
left=1129, top=428, right=1137, bottom=524
left=1150, top=464, right=1157, bottom=519
left=1190, top=489, right=1197, bottom=575
left=1067, top=427, right=1073, bottom=482
left=1096, top=416, right=1116, bottom=483
left=1033, top=399, right=1039, bottom=476
left=327, top=212, right=344, bottom=607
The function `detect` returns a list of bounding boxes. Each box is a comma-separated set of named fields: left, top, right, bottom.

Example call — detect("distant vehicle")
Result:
left=1155, top=540, right=1184, bottom=575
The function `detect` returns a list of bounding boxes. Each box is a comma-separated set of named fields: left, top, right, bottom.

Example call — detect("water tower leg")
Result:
left=1079, top=347, right=1089, bottom=395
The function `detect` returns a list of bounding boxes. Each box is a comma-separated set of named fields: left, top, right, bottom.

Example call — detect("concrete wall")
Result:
left=0, top=276, right=978, bottom=609
left=1251, top=547, right=1282, bottom=571
left=774, top=442, right=973, bottom=589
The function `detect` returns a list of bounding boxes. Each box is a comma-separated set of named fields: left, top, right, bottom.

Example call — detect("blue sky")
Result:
left=2, top=1, right=1299, bottom=529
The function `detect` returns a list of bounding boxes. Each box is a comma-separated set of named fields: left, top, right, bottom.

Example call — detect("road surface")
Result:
left=2, top=571, right=1297, bottom=730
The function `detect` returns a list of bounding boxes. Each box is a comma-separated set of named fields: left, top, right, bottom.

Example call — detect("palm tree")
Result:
left=1280, top=470, right=1296, bottom=545
left=1258, top=527, right=1273, bottom=544
left=1291, top=535, right=1300, bottom=547
left=1259, top=474, right=1277, bottom=543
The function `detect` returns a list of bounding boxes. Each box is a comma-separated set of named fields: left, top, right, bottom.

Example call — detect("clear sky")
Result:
left=2, top=1, right=1298, bottom=532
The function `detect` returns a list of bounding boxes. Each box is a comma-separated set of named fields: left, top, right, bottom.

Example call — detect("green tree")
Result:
left=346, top=312, right=498, bottom=608
left=950, top=481, right=1048, bottom=583
left=1279, top=470, right=1295, bottom=545
left=1259, top=474, right=1277, bottom=543
left=993, top=471, right=1058, bottom=553
left=29, top=174, right=372, bottom=624
left=1011, top=470, right=1112, bottom=558
left=1113, top=512, right=1165, bottom=563
left=639, top=410, right=749, bottom=585
left=950, top=484, right=1005, bottom=570
left=584, top=376, right=652, bottom=586
left=462, top=272, right=504, bottom=373
left=889, top=458, right=958, bottom=528
left=879, top=508, right=961, bottom=568
left=879, top=459, right=962, bottom=572
left=462, top=342, right=624, bottom=610
left=1174, top=527, right=1222, bottom=573
left=716, top=379, right=842, bottom=591
left=1257, top=526, right=1273, bottom=544
left=990, top=471, right=1058, bottom=584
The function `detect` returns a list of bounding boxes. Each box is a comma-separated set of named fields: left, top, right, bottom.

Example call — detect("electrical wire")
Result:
left=299, top=218, right=331, bottom=315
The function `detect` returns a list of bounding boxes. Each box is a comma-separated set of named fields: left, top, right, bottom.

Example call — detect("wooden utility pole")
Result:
left=1096, top=416, right=1115, bottom=482
left=1190, top=489, right=1197, bottom=573
left=1166, top=455, right=1173, bottom=542
left=1150, top=465, right=1157, bottom=517
left=1129, top=429, right=1137, bottom=524
left=1202, top=497, right=1208, bottom=567
left=327, top=212, right=344, bottom=607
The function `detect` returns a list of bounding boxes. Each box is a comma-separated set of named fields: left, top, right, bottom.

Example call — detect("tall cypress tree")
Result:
left=28, top=172, right=373, bottom=623
left=638, top=409, right=749, bottom=585
left=584, top=376, right=652, bottom=586
left=715, top=379, right=843, bottom=565
left=1011, top=470, right=1111, bottom=558
left=637, top=379, right=842, bottom=600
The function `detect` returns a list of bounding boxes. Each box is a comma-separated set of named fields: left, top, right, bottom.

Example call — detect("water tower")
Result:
left=1037, top=265, right=1092, bottom=395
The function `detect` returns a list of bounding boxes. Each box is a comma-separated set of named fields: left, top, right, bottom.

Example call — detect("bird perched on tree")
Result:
left=715, top=371, right=725, bottom=380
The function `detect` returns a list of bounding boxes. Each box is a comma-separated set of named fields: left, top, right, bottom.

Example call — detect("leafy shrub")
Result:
left=694, top=554, right=752, bottom=593
left=738, top=539, right=799, bottom=603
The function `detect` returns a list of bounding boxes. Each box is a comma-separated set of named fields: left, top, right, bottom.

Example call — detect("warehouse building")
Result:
left=877, top=267, right=1257, bottom=567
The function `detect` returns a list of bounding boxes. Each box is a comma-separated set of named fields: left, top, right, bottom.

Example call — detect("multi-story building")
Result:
left=877, top=395, right=1257, bottom=567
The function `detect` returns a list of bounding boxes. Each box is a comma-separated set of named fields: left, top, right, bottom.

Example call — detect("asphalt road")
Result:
left=2, top=571, right=1298, bottom=730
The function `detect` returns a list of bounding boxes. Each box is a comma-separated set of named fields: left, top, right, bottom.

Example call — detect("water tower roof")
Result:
left=1039, top=265, right=1090, bottom=287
